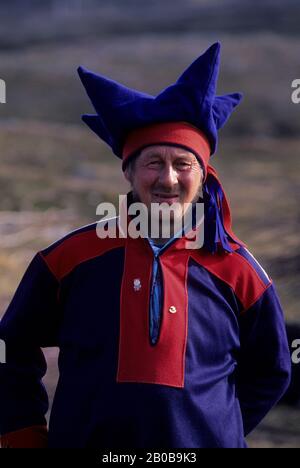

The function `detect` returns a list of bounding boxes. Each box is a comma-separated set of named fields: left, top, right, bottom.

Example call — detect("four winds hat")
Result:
left=77, top=42, right=247, bottom=254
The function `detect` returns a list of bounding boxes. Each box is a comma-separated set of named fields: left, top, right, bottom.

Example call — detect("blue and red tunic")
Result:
left=0, top=213, right=291, bottom=448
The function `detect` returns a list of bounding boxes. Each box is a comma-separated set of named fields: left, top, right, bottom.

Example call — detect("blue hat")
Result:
left=77, top=42, right=246, bottom=254
left=77, top=42, right=242, bottom=161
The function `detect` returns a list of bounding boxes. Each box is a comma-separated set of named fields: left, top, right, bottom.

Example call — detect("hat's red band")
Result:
left=122, top=122, right=211, bottom=178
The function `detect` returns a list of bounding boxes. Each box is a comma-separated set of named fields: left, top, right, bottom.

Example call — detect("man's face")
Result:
left=124, top=144, right=204, bottom=215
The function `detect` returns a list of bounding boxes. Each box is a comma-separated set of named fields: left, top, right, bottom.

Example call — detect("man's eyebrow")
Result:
left=143, top=151, right=163, bottom=157
left=143, top=152, right=193, bottom=159
left=173, top=155, right=196, bottom=162
left=175, top=155, right=194, bottom=159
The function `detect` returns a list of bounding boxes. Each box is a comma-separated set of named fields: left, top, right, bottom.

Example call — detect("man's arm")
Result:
left=0, top=426, right=48, bottom=449
left=0, top=253, right=60, bottom=448
left=236, top=282, right=291, bottom=436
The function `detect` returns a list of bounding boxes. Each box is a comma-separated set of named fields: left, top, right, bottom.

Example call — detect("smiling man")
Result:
left=124, top=144, right=204, bottom=244
left=0, top=43, right=291, bottom=449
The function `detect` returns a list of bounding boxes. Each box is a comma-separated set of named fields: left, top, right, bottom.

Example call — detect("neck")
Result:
left=127, top=191, right=199, bottom=245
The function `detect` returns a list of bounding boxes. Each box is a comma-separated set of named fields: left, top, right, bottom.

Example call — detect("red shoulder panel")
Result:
left=190, top=248, right=272, bottom=312
left=41, top=224, right=125, bottom=281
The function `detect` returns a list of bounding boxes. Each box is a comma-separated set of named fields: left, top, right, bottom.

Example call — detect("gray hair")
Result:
left=123, top=150, right=141, bottom=176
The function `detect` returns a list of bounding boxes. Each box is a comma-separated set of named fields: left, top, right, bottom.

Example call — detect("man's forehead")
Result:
left=140, top=145, right=196, bottom=159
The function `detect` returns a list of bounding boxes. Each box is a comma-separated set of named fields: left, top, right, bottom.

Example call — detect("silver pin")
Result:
left=133, top=278, right=142, bottom=292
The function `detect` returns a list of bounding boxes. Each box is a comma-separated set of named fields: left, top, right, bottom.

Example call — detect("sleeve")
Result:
left=0, top=252, right=60, bottom=446
left=0, top=425, right=48, bottom=449
left=236, top=282, right=292, bottom=436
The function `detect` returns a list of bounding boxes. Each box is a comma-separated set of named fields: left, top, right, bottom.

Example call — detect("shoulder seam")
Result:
left=41, top=222, right=98, bottom=256
left=62, top=244, right=124, bottom=281
left=232, top=248, right=271, bottom=290
left=37, top=252, right=60, bottom=285
left=41, top=240, right=125, bottom=282
left=189, top=250, right=271, bottom=312
left=241, top=279, right=274, bottom=315
left=238, top=247, right=271, bottom=282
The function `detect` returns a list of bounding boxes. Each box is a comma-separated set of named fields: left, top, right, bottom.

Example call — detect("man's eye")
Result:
left=147, top=161, right=191, bottom=169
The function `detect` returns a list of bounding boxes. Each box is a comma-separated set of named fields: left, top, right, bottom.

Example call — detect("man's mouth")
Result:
left=152, top=193, right=180, bottom=204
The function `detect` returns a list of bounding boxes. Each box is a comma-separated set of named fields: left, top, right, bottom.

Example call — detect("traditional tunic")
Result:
left=0, top=204, right=291, bottom=448
left=0, top=41, right=292, bottom=448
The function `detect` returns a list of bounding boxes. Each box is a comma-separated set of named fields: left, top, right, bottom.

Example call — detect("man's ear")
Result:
left=124, top=168, right=131, bottom=184
left=201, top=167, right=205, bottom=184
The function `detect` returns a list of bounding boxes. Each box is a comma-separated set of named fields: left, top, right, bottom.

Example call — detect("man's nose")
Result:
left=159, top=164, right=178, bottom=188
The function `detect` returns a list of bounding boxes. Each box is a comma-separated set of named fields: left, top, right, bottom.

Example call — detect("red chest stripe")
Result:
left=117, top=236, right=190, bottom=388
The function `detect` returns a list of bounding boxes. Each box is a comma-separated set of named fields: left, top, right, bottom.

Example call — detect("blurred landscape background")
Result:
left=0, top=0, right=299, bottom=448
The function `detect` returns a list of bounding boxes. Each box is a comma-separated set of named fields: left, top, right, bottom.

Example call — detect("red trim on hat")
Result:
left=122, top=121, right=211, bottom=177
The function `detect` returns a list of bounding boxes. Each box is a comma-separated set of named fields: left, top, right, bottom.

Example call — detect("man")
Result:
left=0, top=42, right=291, bottom=448
left=124, top=144, right=204, bottom=245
